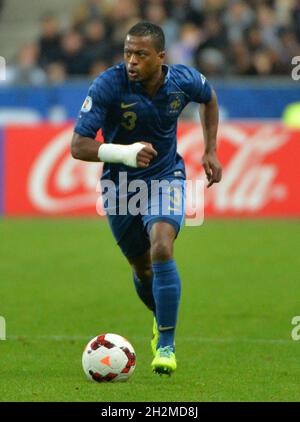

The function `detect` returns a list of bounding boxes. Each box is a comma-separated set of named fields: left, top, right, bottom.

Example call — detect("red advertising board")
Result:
left=3, top=122, right=300, bottom=217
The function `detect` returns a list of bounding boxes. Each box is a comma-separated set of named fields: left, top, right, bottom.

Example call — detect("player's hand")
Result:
left=136, top=142, right=158, bottom=168
left=201, top=151, right=222, bottom=188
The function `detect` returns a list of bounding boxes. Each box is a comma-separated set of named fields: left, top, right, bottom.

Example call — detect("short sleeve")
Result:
left=185, top=67, right=212, bottom=104
left=74, top=75, right=112, bottom=139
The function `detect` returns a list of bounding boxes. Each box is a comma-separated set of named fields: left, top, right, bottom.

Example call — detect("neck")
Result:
left=142, top=66, right=165, bottom=97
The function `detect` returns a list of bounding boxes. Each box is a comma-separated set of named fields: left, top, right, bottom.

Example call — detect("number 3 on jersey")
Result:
left=168, top=187, right=181, bottom=212
left=121, top=111, right=137, bottom=130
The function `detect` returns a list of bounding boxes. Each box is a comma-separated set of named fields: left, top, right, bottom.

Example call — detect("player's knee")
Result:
left=151, top=240, right=173, bottom=263
left=135, top=266, right=153, bottom=282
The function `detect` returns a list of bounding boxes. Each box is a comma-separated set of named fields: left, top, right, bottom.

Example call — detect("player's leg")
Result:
left=108, top=213, right=156, bottom=313
left=149, top=221, right=180, bottom=349
left=142, top=176, right=185, bottom=374
left=127, top=249, right=155, bottom=313
left=149, top=221, right=180, bottom=374
left=127, top=249, right=159, bottom=356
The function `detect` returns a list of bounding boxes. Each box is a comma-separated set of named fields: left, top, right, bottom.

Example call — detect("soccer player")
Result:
left=71, top=22, right=222, bottom=375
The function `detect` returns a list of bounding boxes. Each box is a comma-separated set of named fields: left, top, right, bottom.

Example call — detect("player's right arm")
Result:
left=71, top=75, right=157, bottom=168
left=71, top=133, right=157, bottom=168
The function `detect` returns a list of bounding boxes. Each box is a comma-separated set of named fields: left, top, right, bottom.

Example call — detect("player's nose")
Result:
left=128, top=54, right=138, bottom=65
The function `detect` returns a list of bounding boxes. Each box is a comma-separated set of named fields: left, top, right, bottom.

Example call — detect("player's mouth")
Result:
left=127, top=68, right=139, bottom=79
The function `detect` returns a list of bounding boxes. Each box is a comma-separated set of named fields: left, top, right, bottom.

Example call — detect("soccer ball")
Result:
left=82, top=333, right=136, bottom=382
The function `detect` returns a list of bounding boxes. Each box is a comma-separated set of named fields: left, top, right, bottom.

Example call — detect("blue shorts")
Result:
left=104, top=177, right=185, bottom=259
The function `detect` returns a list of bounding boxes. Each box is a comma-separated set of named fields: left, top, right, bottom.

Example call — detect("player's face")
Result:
left=124, top=35, right=165, bottom=83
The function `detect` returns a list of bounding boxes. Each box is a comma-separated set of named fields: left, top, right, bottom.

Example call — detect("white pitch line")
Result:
left=5, top=335, right=295, bottom=344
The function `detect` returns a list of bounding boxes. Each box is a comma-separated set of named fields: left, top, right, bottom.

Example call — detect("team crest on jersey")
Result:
left=81, top=96, right=92, bottom=113
left=167, top=93, right=183, bottom=115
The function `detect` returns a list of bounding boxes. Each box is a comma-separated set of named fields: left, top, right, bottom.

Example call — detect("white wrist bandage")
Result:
left=97, top=143, right=145, bottom=168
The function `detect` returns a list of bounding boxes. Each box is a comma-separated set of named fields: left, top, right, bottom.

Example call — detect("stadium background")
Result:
left=0, top=0, right=300, bottom=402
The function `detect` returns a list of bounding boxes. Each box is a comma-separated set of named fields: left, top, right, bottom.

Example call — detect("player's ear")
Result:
left=158, top=51, right=165, bottom=61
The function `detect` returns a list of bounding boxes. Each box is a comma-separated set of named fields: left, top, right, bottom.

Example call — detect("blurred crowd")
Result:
left=5, top=0, right=300, bottom=84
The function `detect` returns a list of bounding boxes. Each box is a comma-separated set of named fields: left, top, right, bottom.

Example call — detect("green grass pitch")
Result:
left=0, top=218, right=299, bottom=402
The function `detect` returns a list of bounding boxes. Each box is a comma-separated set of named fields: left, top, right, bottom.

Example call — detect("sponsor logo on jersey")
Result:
left=121, top=102, right=138, bottom=109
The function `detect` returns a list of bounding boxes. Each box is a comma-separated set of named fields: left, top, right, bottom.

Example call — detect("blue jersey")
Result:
left=74, top=62, right=212, bottom=183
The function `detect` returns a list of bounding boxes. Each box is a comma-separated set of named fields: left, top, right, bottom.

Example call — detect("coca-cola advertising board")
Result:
left=2, top=122, right=300, bottom=217
left=0, top=128, right=4, bottom=215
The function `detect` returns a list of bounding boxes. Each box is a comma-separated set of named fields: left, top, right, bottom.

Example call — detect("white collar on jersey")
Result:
left=162, top=64, right=170, bottom=83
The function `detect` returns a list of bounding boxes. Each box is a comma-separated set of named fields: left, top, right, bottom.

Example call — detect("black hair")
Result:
left=127, top=21, right=165, bottom=52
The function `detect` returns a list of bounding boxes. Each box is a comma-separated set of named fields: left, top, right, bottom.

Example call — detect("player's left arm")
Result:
left=199, top=88, right=222, bottom=188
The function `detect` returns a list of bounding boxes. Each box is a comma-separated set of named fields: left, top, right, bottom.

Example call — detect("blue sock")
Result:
left=152, top=260, right=181, bottom=351
left=133, top=272, right=155, bottom=313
